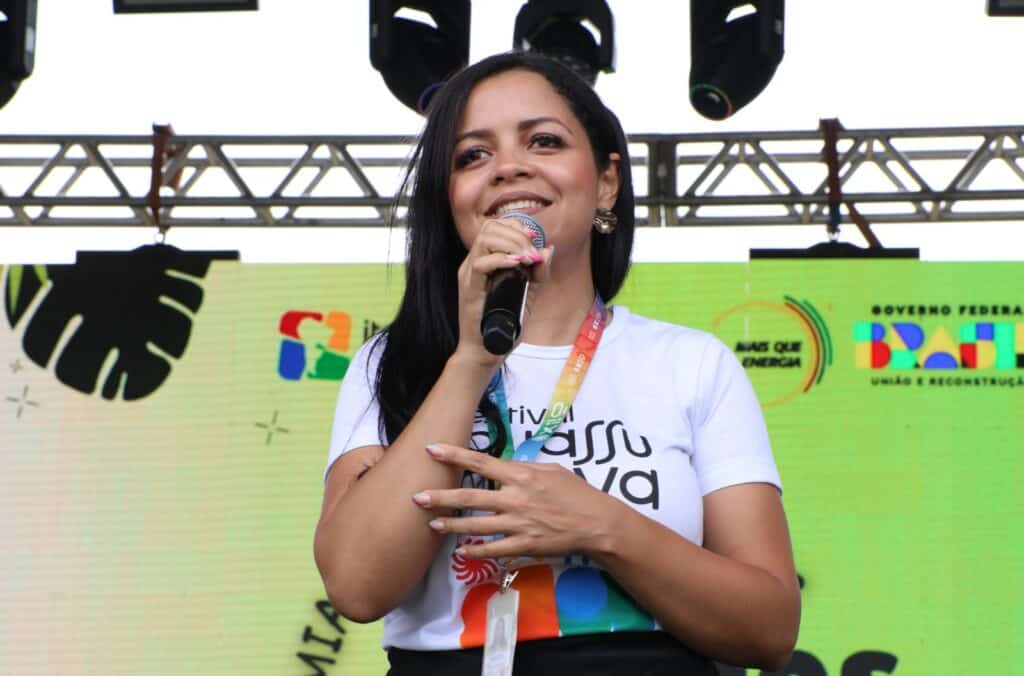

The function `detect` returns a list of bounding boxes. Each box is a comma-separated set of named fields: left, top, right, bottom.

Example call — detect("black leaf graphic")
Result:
left=4, top=244, right=237, bottom=400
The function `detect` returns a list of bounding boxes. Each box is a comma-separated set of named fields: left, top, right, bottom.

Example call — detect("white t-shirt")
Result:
left=325, top=306, right=781, bottom=651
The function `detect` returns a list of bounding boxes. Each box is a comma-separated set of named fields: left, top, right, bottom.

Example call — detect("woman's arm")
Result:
left=583, top=333, right=798, bottom=668
left=313, top=352, right=494, bottom=623
left=589, top=482, right=800, bottom=670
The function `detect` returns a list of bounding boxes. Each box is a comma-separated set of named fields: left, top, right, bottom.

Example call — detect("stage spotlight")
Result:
left=987, top=0, right=1024, bottom=16
left=370, top=0, right=471, bottom=114
left=0, top=0, right=36, bottom=111
left=512, top=0, right=615, bottom=86
left=689, top=0, right=784, bottom=120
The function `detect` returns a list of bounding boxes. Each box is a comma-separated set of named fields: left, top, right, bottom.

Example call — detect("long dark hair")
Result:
left=373, top=51, right=635, bottom=447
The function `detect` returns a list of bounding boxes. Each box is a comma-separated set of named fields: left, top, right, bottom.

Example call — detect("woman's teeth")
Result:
left=495, top=200, right=544, bottom=216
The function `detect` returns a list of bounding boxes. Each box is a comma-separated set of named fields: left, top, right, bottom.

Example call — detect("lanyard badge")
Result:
left=482, top=571, right=520, bottom=676
left=479, top=295, right=607, bottom=674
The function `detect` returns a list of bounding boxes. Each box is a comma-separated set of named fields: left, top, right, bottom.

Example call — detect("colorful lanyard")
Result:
left=485, top=294, right=608, bottom=464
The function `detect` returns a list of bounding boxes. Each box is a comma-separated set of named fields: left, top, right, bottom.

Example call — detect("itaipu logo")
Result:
left=711, top=296, right=833, bottom=407
left=277, top=310, right=382, bottom=381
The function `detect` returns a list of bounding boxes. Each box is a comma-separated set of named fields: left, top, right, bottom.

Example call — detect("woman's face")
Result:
left=448, top=69, right=619, bottom=256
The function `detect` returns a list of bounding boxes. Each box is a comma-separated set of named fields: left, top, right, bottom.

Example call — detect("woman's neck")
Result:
left=519, top=263, right=599, bottom=347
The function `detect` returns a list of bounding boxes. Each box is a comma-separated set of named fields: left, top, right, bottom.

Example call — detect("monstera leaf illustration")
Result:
left=4, top=244, right=237, bottom=400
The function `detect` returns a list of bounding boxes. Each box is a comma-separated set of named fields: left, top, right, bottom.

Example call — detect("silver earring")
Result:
left=593, top=207, right=617, bottom=234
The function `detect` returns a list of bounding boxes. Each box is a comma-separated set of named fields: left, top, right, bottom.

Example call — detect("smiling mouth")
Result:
left=488, top=198, right=551, bottom=217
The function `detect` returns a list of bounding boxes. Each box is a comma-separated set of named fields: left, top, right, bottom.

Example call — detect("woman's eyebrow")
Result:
left=519, top=116, right=573, bottom=134
left=454, top=116, right=574, bottom=145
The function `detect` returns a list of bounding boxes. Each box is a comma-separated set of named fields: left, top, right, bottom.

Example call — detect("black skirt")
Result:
left=387, top=631, right=719, bottom=676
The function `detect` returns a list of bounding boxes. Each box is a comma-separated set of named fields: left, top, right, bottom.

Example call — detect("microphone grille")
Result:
left=503, top=212, right=546, bottom=249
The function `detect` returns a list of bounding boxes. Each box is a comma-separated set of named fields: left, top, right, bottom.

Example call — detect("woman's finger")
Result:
left=469, top=252, right=538, bottom=278
left=455, top=535, right=538, bottom=561
left=425, top=444, right=529, bottom=485
left=413, top=486, right=502, bottom=511
left=526, top=245, right=555, bottom=285
left=427, top=513, right=517, bottom=536
left=471, top=218, right=541, bottom=255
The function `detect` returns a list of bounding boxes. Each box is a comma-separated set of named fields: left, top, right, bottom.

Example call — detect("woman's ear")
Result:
left=597, top=152, right=621, bottom=209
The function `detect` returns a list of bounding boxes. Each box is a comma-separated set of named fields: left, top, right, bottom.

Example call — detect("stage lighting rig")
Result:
left=0, top=0, right=36, bottom=111
left=689, top=0, right=784, bottom=120
left=512, top=0, right=615, bottom=86
left=370, top=0, right=471, bottom=114
left=987, top=0, right=1024, bottom=15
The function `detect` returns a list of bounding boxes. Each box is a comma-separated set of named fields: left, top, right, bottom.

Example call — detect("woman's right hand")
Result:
left=453, top=216, right=553, bottom=369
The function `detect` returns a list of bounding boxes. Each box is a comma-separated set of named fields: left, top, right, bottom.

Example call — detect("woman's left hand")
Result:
left=412, top=443, right=621, bottom=560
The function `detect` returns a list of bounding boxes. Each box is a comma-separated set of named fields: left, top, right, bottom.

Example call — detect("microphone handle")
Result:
left=480, top=266, right=529, bottom=355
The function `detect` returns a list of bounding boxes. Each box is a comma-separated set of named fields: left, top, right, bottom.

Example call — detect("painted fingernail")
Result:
left=412, top=492, right=430, bottom=507
left=428, top=518, right=445, bottom=532
left=527, top=253, right=544, bottom=263
left=425, top=444, right=444, bottom=458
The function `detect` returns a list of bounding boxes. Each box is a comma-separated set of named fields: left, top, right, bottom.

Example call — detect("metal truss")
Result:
left=1, top=125, right=1023, bottom=228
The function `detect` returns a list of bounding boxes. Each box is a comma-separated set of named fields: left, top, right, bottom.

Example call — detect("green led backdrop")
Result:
left=1, top=256, right=1021, bottom=675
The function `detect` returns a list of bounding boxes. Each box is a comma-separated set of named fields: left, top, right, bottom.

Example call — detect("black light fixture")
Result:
left=0, top=0, right=36, bottom=111
left=987, top=0, right=1024, bottom=15
left=750, top=242, right=920, bottom=260
left=689, top=0, right=784, bottom=120
left=369, top=0, right=471, bottom=115
left=113, top=0, right=257, bottom=12
left=512, top=0, right=614, bottom=86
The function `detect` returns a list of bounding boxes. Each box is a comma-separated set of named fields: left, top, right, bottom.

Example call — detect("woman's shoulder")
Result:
left=357, top=331, right=387, bottom=355
left=611, top=305, right=722, bottom=351
left=344, top=332, right=388, bottom=379
left=608, top=306, right=744, bottom=379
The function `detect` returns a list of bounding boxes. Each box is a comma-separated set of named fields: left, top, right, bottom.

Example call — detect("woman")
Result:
left=314, top=51, right=800, bottom=674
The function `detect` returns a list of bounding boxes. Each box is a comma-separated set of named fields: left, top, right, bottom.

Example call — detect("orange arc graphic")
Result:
left=711, top=301, right=822, bottom=407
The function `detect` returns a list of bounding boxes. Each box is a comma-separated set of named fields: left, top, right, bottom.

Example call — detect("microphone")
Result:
left=480, top=213, right=546, bottom=355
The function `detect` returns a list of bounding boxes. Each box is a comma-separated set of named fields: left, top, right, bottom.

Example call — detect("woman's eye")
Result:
left=454, top=146, right=487, bottom=168
left=530, top=133, right=563, bottom=149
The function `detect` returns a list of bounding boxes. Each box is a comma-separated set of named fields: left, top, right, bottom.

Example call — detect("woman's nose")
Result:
left=491, top=149, right=532, bottom=183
